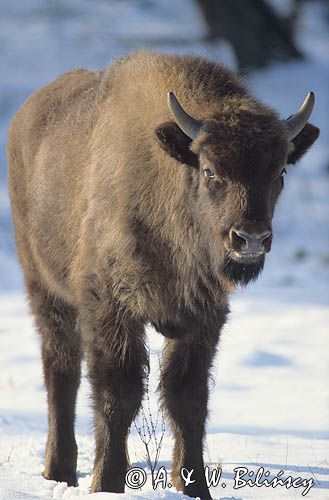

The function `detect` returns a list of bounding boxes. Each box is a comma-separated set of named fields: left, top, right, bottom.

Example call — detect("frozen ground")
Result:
left=0, top=1, right=328, bottom=499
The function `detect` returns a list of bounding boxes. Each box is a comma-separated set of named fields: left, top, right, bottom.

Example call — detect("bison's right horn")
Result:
left=167, top=91, right=203, bottom=140
left=285, top=91, right=315, bottom=141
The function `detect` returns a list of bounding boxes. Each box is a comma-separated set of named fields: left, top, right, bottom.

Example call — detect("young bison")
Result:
left=7, top=51, right=319, bottom=499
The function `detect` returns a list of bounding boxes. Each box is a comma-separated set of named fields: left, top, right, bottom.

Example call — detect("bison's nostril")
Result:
left=230, top=229, right=248, bottom=251
left=260, top=231, right=272, bottom=247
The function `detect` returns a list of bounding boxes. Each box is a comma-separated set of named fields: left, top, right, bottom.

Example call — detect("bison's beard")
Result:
left=222, top=254, right=265, bottom=286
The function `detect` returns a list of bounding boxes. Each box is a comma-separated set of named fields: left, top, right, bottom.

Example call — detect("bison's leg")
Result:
left=160, top=325, right=221, bottom=500
left=27, top=281, right=81, bottom=486
left=83, top=302, right=148, bottom=493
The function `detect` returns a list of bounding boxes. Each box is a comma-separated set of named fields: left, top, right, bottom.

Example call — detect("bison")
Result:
left=7, top=50, right=319, bottom=499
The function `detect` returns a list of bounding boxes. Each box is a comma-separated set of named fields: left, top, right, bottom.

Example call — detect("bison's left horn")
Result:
left=286, top=91, right=315, bottom=141
left=167, top=91, right=203, bottom=140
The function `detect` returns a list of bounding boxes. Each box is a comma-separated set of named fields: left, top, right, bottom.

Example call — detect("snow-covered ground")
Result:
left=0, top=1, right=328, bottom=499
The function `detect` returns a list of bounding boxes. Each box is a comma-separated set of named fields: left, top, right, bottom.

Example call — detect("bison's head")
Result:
left=156, top=91, right=319, bottom=285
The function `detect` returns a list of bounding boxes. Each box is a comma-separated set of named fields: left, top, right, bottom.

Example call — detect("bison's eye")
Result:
left=280, top=167, right=287, bottom=178
left=203, top=168, right=215, bottom=179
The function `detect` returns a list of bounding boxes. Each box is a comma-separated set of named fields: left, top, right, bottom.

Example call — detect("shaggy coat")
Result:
left=7, top=50, right=319, bottom=499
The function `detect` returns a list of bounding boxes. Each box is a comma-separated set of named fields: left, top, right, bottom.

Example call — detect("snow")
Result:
left=0, top=1, right=328, bottom=499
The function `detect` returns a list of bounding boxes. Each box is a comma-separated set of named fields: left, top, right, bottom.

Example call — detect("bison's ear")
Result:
left=287, top=123, right=320, bottom=164
left=155, top=122, right=198, bottom=168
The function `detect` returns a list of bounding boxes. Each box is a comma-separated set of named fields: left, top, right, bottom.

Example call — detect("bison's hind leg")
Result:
left=27, top=280, right=82, bottom=487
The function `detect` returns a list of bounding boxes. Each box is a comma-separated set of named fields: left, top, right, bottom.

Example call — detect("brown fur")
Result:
left=7, top=50, right=319, bottom=499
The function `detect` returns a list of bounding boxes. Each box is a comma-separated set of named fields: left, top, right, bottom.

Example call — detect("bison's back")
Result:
left=7, top=68, right=103, bottom=301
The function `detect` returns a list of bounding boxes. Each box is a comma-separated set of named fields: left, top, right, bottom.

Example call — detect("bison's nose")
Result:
left=230, top=228, right=272, bottom=254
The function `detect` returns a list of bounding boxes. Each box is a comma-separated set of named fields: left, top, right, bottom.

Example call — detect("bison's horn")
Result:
left=167, top=91, right=203, bottom=140
left=286, top=91, right=315, bottom=141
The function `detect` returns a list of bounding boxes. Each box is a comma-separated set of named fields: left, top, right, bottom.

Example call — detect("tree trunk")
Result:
left=196, top=0, right=303, bottom=71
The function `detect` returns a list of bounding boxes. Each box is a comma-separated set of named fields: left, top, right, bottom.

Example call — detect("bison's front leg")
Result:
left=83, top=300, right=148, bottom=493
left=160, top=321, right=222, bottom=500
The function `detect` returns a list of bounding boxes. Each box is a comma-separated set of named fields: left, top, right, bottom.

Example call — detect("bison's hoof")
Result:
left=42, top=470, right=78, bottom=487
